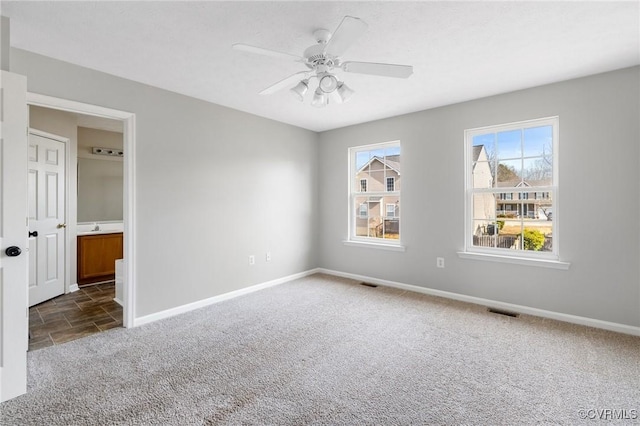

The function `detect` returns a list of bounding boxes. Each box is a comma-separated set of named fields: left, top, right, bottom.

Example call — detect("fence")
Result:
left=473, top=235, right=517, bottom=249
left=473, top=235, right=553, bottom=251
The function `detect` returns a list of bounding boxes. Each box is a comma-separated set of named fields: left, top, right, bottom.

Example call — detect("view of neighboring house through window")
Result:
left=466, top=117, right=558, bottom=257
left=386, top=177, right=395, bottom=192
left=386, top=203, right=397, bottom=218
left=350, top=141, right=401, bottom=243
left=359, top=203, right=368, bottom=218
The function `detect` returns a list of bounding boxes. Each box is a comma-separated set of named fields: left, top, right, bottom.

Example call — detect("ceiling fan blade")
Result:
left=341, top=61, right=414, bottom=78
left=259, top=71, right=309, bottom=95
left=233, top=43, right=303, bottom=62
left=324, top=16, right=368, bottom=57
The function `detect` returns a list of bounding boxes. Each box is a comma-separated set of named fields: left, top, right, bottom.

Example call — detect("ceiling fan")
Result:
left=233, top=16, right=414, bottom=107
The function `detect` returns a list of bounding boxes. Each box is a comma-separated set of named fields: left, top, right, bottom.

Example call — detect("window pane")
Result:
left=473, top=134, right=495, bottom=160
left=355, top=151, right=370, bottom=171
left=472, top=193, right=496, bottom=221
left=523, top=126, right=552, bottom=158
left=472, top=161, right=494, bottom=188
left=522, top=220, right=553, bottom=252
left=523, top=156, right=552, bottom=184
left=354, top=196, right=371, bottom=237
left=370, top=148, right=385, bottom=162
left=384, top=146, right=401, bottom=159
left=472, top=220, right=513, bottom=248
left=369, top=170, right=385, bottom=191
left=497, top=129, right=521, bottom=160
left=497, top=159, right=521, bottom=186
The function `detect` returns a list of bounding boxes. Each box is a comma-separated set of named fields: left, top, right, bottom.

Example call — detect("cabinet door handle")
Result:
left=29, top=231, right=38, bottom=238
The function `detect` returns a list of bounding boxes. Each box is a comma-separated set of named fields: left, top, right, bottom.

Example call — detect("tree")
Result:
left=523, top=228, right=545, bottom=251
left=497, top=163, right=519, bottom=182
left=523, top=141, right=553, bottom=182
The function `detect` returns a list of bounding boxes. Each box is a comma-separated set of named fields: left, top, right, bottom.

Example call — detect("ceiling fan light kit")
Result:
left=233, top=15, right=413, bottom=107
left=290, top=79, right=309, bottom=101
left=311, top=87, right=328, bottom=108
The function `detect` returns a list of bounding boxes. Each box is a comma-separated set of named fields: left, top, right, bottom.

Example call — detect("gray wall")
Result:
left=77, top=126, right=124, bottom=222
left=13, top=47, right=640, bottom=329
left=77, top=158, right=123, bottom=222
left=318, top=67, right=640, bottom=328
left=13, top=48, right=319, bottom=317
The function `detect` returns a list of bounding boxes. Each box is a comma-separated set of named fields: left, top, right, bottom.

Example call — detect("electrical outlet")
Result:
left=436, top=257, right=445, bottom=268
left=248, top=255, right=255, bottom=266
left=266, top=252, right=271, bottom=262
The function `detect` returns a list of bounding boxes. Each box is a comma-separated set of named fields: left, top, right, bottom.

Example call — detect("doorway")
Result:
left=26, top=93, right=136, bottom=331
left=27, top=117, right=126, bottom=350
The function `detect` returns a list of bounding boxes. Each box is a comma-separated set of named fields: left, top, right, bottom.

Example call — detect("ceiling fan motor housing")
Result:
left=303, top=43, right=335, bottom=69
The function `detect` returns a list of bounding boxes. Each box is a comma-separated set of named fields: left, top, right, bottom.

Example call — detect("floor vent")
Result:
left=360, top=282, right=378, bottom=288
left=487, top=308, right=519, bottom=318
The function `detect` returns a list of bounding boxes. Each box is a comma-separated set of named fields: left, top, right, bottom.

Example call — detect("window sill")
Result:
left=457, top=251, right=570, bottom=270
left=343, top=240, right=406, bottom=252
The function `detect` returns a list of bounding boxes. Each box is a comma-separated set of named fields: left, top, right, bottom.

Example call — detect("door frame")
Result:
left=28, top=128, right=70, bottom=304
left=27, top=93, right=136, bottom=328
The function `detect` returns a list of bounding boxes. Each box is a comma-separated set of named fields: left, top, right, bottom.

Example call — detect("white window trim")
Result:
left=386, top=176, right=395, bottom=192
left=360, top=178, right=367, bottom=193
left=462, top=116, right=568, bottom=267
left=386, top=203, right=397, bottom=218
left=348, top=140, right=403, bottom=247
left=359, top=203, right=368, bottom=218
left=343, top=240, right=406, bottom=252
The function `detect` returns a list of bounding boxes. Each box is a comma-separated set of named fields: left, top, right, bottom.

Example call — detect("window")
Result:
left=465, top=117, right=558, bottom=259
left=386, top=203, right=398, bottom=218
left=349, top=141, right=401, bottom=243
left=359, top=203, right=368, bottom=218
left=386, top=177, right=395, bottom=192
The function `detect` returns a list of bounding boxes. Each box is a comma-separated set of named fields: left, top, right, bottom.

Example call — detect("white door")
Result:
left=28, top=130, right=66, bottom=306
left=0, top=71, right=29, bottom=402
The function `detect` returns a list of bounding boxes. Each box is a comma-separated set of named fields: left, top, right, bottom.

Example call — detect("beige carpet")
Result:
left=1, top=273, right=639, bottom=425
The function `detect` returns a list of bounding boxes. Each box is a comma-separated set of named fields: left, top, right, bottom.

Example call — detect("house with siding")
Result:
left=354, top=155, right=400, bottom=238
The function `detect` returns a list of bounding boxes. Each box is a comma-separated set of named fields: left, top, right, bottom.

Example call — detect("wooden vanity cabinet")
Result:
left=77, top=232, right=123, bottom=285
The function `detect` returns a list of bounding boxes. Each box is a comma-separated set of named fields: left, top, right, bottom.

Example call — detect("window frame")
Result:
left=386, top=203, right=397, bottom=218
left=348, top=140, right=402, bottom=247
left=360, top=178, right=367, bottom=193
left=386, top=177, right=395, bottom=192
left=463, top=116, right=561, bottom=263
left=359, top=203, right=368, bottom=218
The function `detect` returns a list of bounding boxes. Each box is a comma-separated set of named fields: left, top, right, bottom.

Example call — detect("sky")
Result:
left=355, top=145, right=401, bottom=170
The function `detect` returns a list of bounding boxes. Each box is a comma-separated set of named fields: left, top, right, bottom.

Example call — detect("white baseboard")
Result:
left=133, top=268, right=321, bottom=327
left=68, top=283, right=79, bottom=293
left=113, top=297, right=123, bottom=307
left=317, top=268, right=640, bottom=337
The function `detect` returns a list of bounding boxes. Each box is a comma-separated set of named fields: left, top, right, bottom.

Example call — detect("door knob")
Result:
left=29, top=231, right=38, bottom=238
left=5, top=246, right=22, bottom=257
left=57, top=223, right=66, bottom=229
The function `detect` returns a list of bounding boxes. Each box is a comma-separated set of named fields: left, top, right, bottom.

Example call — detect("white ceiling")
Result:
left=3, top=1, right=639, bottom=132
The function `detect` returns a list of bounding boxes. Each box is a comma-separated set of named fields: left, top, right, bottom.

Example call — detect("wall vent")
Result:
left=487, top=308, right=519, bottom=318
left=360, top=282, right=378, bottom=288
left=93, top=147, right=123, bottom=157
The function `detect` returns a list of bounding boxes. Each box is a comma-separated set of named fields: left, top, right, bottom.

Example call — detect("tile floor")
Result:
left=28, top=282, right=123, bottom=351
